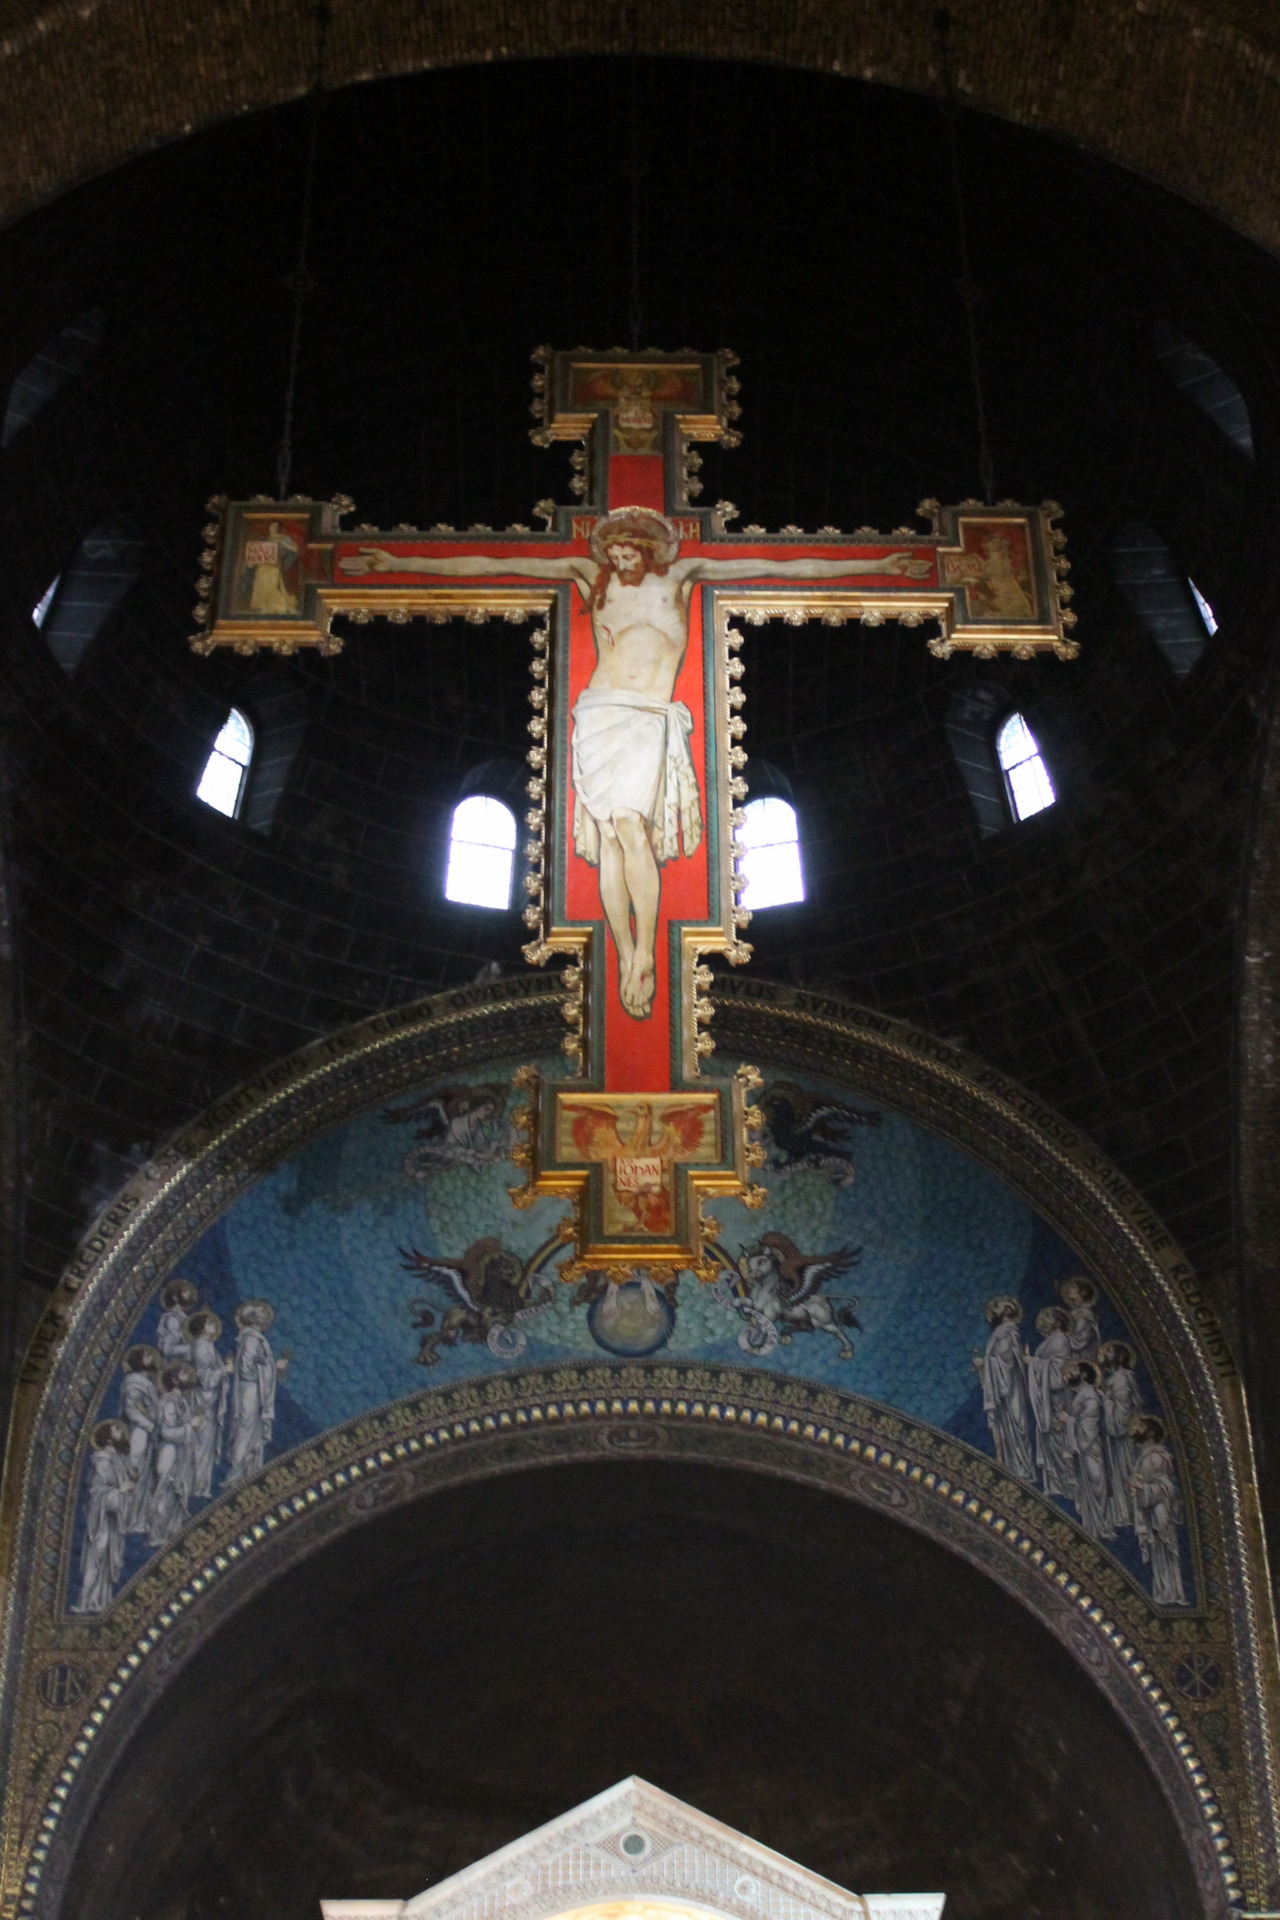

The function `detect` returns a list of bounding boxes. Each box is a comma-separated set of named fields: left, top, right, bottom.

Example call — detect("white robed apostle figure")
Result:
left=187, top=1309, right=229, bottom=1498
left=1027, top=1305, right=1075, bottom=1499
left=74, top=1420, right=133, bottom=1613
left=118, top=1342, right=161, bottom=1533
left=973, top=1294, right=1035, bottom=1482
left=341, top=508, right=928, bottom=1020
left=1099, top=1339, right=1143, bottom=1530
left=223, top=1299, right=289, bottom=1488
left=1129, top=1414, right=1187, bottom=1605
left=148, top=1362, right=201, bottom=1546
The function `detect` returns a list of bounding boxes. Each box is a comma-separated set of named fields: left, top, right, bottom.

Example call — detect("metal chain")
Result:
left=275, top=1, right=332, bottom=501
left=937, top=8, right=996, bottom=505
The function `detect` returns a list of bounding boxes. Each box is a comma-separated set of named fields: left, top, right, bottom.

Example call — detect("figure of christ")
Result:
left=341, top=509, right=929, bottom=1018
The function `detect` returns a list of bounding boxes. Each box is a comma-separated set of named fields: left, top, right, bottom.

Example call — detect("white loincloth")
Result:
left=571, top=687, right=703, bottom=866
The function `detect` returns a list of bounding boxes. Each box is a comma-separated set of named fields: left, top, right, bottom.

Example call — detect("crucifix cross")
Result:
left=192, top=346, right=1075, bottom=1282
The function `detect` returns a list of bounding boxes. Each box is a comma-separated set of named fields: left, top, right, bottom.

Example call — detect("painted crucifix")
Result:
left=191, top=347, right=1075, bottom=1280
left=340, top=505, right=928, bottom=1020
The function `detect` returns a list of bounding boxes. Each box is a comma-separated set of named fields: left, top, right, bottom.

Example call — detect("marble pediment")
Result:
left=319, top=1777, right=944, bottom=1920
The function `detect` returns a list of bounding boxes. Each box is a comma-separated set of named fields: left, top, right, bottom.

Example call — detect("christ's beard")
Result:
left=614, top=561, right=646, bottom=585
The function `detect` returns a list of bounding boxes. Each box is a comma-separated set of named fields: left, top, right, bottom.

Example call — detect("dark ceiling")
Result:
left=1, top=53, right=1277, bottom=1422
left=62, top=1459, right=1203, bottom=1920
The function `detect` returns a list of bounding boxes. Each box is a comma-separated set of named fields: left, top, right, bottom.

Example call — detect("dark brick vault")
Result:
left=1, top=53, right=1279, bottom=1920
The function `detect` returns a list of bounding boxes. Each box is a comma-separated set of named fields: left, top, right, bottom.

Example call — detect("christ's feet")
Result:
left=620, top=951, right=656, bottom=1020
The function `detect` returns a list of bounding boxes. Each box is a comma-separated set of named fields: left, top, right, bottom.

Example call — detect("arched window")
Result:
left=2, top=308, right=103, bottom=448
left=739, top=796, right=804, bottom=909
left=1153, top=321, right=1254, bottom=459
left=196, top=708, right=254, bottom=818
left=996, top=713, right=1055, bottom=823
left=945, top=680, right=1008, bottom=837
left=40, top=513, right=142, bottom=673
left=1110, top=522, right=1213, bottom=678
left=445, top=795, right=517, bottom=909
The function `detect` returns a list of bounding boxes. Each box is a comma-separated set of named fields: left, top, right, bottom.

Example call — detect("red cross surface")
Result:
left=192, top=347, right=1075, bottom=1279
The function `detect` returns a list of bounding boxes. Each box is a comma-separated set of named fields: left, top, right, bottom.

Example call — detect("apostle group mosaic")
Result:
left=72, top=1060, right=1193, bottom=1616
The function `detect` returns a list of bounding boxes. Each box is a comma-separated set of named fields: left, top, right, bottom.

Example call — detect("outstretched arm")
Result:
left=339, top=548, right=596, bottom=588
left=686, top=550, right=932, bottom=583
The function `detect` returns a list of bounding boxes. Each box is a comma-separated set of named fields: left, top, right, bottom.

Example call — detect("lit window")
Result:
left=1189, top=580, right=1218, bottom=636
left=739, top=796, right=804, bottom=909
left=445, top=795, right=517, bottom=909
left=31, top=577, right=59, bottom=628
left=996, top=712, right=1055, bottom=822
left=197, top=708, right=254, bottom=818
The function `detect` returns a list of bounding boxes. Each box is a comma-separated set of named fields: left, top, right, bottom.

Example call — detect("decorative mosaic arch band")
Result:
left=0, top=977, right=1275, bottom=1918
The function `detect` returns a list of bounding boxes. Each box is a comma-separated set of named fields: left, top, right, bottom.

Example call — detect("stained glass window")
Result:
left=196, top=708, right=254, bottom=818
left=445, top=795, right=517, bottom=909
left=996, top=712, right=1055, bottom=822
left=739, top=796, right=804, bottom=909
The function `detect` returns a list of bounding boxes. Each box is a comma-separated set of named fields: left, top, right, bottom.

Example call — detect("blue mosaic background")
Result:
left=70, top=1058, right=1194, bottom=1609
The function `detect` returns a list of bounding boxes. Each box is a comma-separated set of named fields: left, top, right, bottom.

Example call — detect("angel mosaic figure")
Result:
left=382, top=1081, right=511, bottom=1174
left=74, top=1420, right=133, bottom=1614
left=341, top=507, right=928, bottom=1020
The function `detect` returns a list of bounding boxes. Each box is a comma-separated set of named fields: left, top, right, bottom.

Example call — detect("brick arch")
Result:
left=3, top=3, right=1280, bottom=255
left=39, top=1401, right=1223, bottom=1918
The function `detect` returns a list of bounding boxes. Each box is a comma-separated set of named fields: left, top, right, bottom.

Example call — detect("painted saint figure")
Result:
left=74, top=1420, right=133, bottom=1613
left=223, top=1299, right=288, bottom=1487
left=1061, top=1360, right=1115, bottom=1542
left=246, top=520, right=300, bottom=614
left=147, top=1362, right=201, bottom=1546
left=1027, top=1305, right=1075, bottom=1498
left=971, top=532, right=1033, bottom=619
left=974, top=1296, right=1035, bottom=1482
left=339, top=509, right=929, bottom=1020
left=117, top=1342, right=161, bottom=1533
left=1099, top=1340, right=1143, bottom=1531
left=187, top=1310, right=229, bottom=1498
left=1129, top=1414, right=1188, bottom=1606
